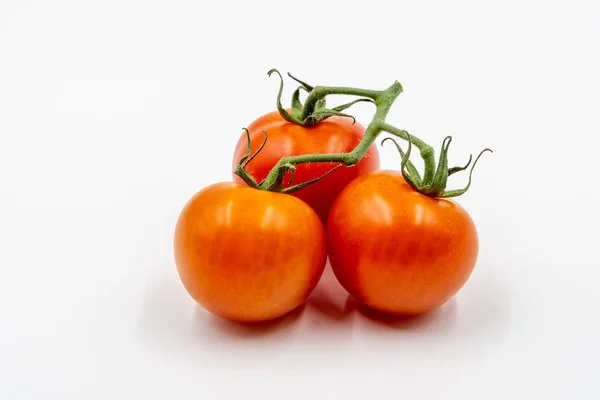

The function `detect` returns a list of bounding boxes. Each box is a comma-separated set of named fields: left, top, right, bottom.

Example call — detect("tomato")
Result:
left=326, top=170, right=479, bottom=315
left=231, top=110, right=380, bottom=222
left=174, top=182, right=327, bottom=322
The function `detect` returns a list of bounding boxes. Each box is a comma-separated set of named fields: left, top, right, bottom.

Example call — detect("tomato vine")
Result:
left=234, top=70, right=491, bottom=198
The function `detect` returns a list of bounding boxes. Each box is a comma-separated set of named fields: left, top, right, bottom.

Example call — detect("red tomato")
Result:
left=174, top=183, right=327, bottom=322
left=326, top=170, right=479, bottom=315
left=231, top=110, right=380, bottom=221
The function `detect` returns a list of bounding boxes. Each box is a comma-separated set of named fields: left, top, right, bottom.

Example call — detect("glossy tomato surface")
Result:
left=327, top=170, right=479, bottom=315
left=232, top=110, right=380, bottom=221
left=174, top=183, right=327, bottom=322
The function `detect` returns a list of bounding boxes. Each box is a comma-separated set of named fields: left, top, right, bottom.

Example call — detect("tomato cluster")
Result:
left=174, top=72, right=488, bottom=323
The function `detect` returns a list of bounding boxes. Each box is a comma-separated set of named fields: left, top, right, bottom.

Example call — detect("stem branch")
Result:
left=259, top=81, right=405, bottom=190
left=377, top=122, right=436, bottom=184
left=301, top=86, right=382, bottom=120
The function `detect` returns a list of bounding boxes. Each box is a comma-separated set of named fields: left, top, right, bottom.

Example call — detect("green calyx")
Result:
left=382, top=134, right=492, bottom=198
left=268, top=69, right=375, bottom=127
left=233, top=69, right=490, bottom=199
left=234, top=128, right=343, bottom=194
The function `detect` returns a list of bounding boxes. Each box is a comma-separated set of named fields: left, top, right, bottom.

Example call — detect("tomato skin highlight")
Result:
left=174, top=182, right=327, bottom=322
left=326, top=170, right=479, bottom=316
left=232, top=110, right=380, bottom=222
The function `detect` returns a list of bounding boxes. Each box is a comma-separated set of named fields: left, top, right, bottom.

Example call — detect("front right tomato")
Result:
left=326, top=170, right=479, bottom=316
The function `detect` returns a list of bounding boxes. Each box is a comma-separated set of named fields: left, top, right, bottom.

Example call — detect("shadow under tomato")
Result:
left=304, top=263, right=458, bottom=332
left=350, top=296, right=459, bottom=330
left=305, top=264, right=356, bottom=322
left=194, top=303, right=306, bottom=340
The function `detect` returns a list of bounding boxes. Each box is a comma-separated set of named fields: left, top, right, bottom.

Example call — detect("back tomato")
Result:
left=232, top=110, right=380, bottom=221
left=174, top=183, right=327, bottom=322
left=327, top=170, right=479, bottom=315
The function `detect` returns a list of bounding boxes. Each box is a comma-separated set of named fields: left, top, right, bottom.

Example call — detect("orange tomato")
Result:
left=174, top=182, right=326, bottom=322
left=326, top=170, right=479, bottom=315
left=231, top=110, right=380, bottom=222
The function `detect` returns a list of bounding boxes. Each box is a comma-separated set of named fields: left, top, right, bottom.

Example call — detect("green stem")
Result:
left=259, top=81, right=404, bottom=190
left=235, top=71, right=491, bottom=198
left=301, top=86, right=382, bottom=120
left=377, top=122, right=436, bottom=185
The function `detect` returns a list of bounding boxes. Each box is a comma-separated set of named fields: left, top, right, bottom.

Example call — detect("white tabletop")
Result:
left=1, top=1, right=599, bottom=398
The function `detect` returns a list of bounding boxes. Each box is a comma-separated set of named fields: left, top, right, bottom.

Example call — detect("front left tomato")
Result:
left=174, top=182, right=327, bottom=322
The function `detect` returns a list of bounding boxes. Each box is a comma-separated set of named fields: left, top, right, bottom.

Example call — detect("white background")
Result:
left=1, top=1, right=599, bottom=398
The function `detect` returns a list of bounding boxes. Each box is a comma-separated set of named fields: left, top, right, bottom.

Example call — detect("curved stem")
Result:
left=426, top=136, right=452, bottom=197
left=238, top=71, right=491, bottom=198
left=301, top=86, right=385, bottom=121
left=441, top=148, right=493, bottom=198
left=381, top=137, right=422, bottom=186
left=281, top=164, right=343, bottom=194
left=287, top=72, right=314, bottom=91
left=377, top=122, right=436, bottom=185
left=267, top=69, right=299, bottom=124
left=233, top=129, right=261, bottom=189
left=448, top=154, right=473, bottom=176
left=259, top=81, right=404, bottom=190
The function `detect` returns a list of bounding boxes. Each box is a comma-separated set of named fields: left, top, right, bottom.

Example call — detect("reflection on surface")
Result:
left=196, top=303, right=306, bottom=340
left=370, top=194, right=394, bottom=226
left=139, top=260, right=507, bottom=361
left=351, top=297, right=459, bottom=330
